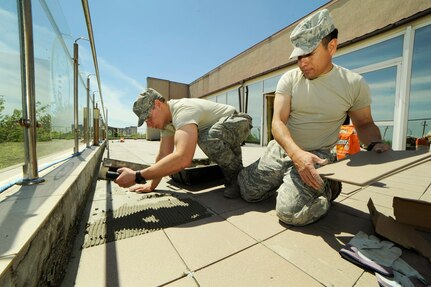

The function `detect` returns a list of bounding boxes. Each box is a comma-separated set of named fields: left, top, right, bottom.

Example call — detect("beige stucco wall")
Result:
left=145, top=78, right=190, bottom=140
left=189, top=0, right=431, bottom=98
left=147, top=77, right=189, bottom=100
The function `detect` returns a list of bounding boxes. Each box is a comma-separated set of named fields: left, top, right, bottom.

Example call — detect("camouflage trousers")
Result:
left=238, top=140, right=337, bottom=226
left=198, top=112, right=252, bottom=186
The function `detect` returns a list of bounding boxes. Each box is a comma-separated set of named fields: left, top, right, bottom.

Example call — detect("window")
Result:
left=362, top=66, right=398, bottom=145
left=334, top=36, right=403, bottom=69
left=216, top=93, right=226, bottom=104
left=263, top=75, right=281, bottom=94
left=408, top=24, right=431, bottom=140
left=334, top=35, right=404, bottom=148
left=246, top=82, right=263, bottom=144
left=226, top=89, right=239, bottom=110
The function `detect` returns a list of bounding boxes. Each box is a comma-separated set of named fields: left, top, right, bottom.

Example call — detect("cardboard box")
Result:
left=368, top=197, right=431, bottom=261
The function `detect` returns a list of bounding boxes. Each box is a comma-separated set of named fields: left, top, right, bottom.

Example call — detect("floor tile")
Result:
left=349, top=189, right=396, bottom=209
left=312, top=207, right=375, bottom=242
left=334, top=197, right=393, bottom=219
left=221, top=203, right=286, bottom=242
left=264, top=228, right=365, bottom=286
left=355, top=272, right=380, bottom=287
left=55, top=140, right=431, bottom=287
left=192, top=189, right=251, bottom=214
left=420, top=187, right=431, bottom=202
left=366, top=182, right=427, bottom=199
left=163, top=275, right=199, bottom=287
left=194, top=244, right=321, bottom=287
left=62, top=230, right=187, bottom=287
left=381, top=174, right=431, bottom=188
left=164, top=215, right=256, bottom=271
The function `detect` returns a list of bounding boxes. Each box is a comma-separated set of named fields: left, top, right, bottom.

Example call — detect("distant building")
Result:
left=123, top=126, right=137, bottom=136
left=107, top=126, right=137, bottom=137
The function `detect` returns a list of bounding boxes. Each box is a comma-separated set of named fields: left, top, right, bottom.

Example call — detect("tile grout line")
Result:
left=161, top=228, right=201, bottom=287
left=160, top=210, right=267, bottom=286
left=258, top=235, right=326, bottom=286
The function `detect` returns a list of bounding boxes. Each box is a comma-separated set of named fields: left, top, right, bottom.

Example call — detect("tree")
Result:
left=0, top=97, right=52, bottom=143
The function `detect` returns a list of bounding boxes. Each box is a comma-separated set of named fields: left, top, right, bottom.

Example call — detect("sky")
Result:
left=59, top=0, right=329, bottom=129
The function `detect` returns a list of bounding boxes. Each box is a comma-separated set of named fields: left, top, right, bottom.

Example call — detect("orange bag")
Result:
left=336, top=125, right=360, bottom=160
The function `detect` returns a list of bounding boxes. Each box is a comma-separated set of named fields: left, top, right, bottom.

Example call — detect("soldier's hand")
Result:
left=292, top=150, right=328, bottom=190
left=115, top=167, right=135, bottom=188
left=129, top=183, right=154, bottom=193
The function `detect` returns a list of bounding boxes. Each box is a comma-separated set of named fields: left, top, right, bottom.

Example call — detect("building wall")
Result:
left=147, top=77, right=189, bottom=100
left=147, top=0, right=431, bottom=149
left=146, top=77, right=190, bottom=140
left=189, top=0, right=431, bottom=98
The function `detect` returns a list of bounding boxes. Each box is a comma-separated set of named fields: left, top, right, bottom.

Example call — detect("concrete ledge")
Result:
left=0, top=142, right=106, bottom=287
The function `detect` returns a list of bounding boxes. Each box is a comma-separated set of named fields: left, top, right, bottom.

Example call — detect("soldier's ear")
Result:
left=328, top=38, right=338, bottom=56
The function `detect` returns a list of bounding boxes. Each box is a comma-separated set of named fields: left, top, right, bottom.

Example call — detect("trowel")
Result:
left=98, top=158, right=150, bottom=181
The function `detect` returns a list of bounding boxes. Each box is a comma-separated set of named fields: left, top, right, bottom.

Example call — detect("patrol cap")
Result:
left=133, top=88, right=164, bottom=127
left=289, top=9, right=335, bottom=59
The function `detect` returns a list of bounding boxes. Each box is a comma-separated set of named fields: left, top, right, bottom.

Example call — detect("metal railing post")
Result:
left=85, top=74, right=94, bottom=147
left=73, top=37, right=89, bottom=154
left=73, top=41, right=79, bottom=153
left=106, top=108, right=110, bottom=158
left=17, top=0, right=44, bottom=185
left=93, top=103, right=99, bottom=146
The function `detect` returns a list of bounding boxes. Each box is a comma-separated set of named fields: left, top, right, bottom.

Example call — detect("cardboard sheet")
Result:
left=318, top=150, right=431, bottom=186
left=368, top=198, right=431, bottom=261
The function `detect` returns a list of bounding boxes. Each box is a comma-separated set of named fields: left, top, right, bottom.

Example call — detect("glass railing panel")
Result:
left=32, top=0, right=76, bottom=165
left=0, top=2, right=25, bottom=170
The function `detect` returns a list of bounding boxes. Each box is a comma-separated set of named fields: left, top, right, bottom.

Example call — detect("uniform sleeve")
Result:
left=350, top=77, right=372, bottom=111
left=276, top=71, right=294, bottom=96
left=173, top=106, right=200, bottom=130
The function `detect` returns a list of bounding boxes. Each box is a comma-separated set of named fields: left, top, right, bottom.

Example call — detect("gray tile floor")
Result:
left=62, top=139, right=431, bottom=287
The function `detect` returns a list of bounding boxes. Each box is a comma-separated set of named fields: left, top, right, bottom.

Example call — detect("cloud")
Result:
left=77, top=45, right=146, bottom=128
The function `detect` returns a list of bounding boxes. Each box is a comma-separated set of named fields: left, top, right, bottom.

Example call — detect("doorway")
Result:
left=263, top=93, right=275, bottom=145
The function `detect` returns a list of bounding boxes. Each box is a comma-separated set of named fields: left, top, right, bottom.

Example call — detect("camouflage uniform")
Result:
left=239, top=9, right=342, bottom=225
left=238, top=140, right=338, bottom=226
left=133, top=88, right=252, bottom=192
left=198, top=112, right=252, bottom=187
left=289, top=8, right=335, bottom=59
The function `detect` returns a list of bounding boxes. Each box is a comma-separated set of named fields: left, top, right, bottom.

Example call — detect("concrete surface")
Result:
left=61, top=139, right=431, bottom=287
left=0, top=144, right=105, bottom=287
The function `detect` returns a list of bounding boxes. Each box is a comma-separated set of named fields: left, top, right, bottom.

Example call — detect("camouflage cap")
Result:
left=133, top=88, right=164, bottom=127
left=289, top=9, right=335, bottom=59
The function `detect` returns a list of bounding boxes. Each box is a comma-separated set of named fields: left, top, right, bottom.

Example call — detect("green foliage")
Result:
left=0, top=97, right=53, bottom=143
left=0, top=109, right=23, bottom=142
left=0, top=139, right=75, bottom=170
left=245, top=133, right=260, bottom=144
left=35, top=101, right=52, bottom=142
left=0, top=142, right=25, bottom=169
left=0, top=96, right=4, bottom=122
left=245, top=127, right=261, bottom=144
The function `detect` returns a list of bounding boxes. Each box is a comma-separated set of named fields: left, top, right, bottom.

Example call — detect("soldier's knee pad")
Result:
left=276, top=196, right=330, bottom=226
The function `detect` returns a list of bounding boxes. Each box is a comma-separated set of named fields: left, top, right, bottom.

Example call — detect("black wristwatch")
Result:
left=366, top=141, right=382, bottom=151
left=135, top=170, right=146, bottom=184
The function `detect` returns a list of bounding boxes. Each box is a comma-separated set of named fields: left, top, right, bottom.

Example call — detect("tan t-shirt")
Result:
left=276, top=64, right=371, bottom=151
left=160, top=98, right=236, bottom=137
